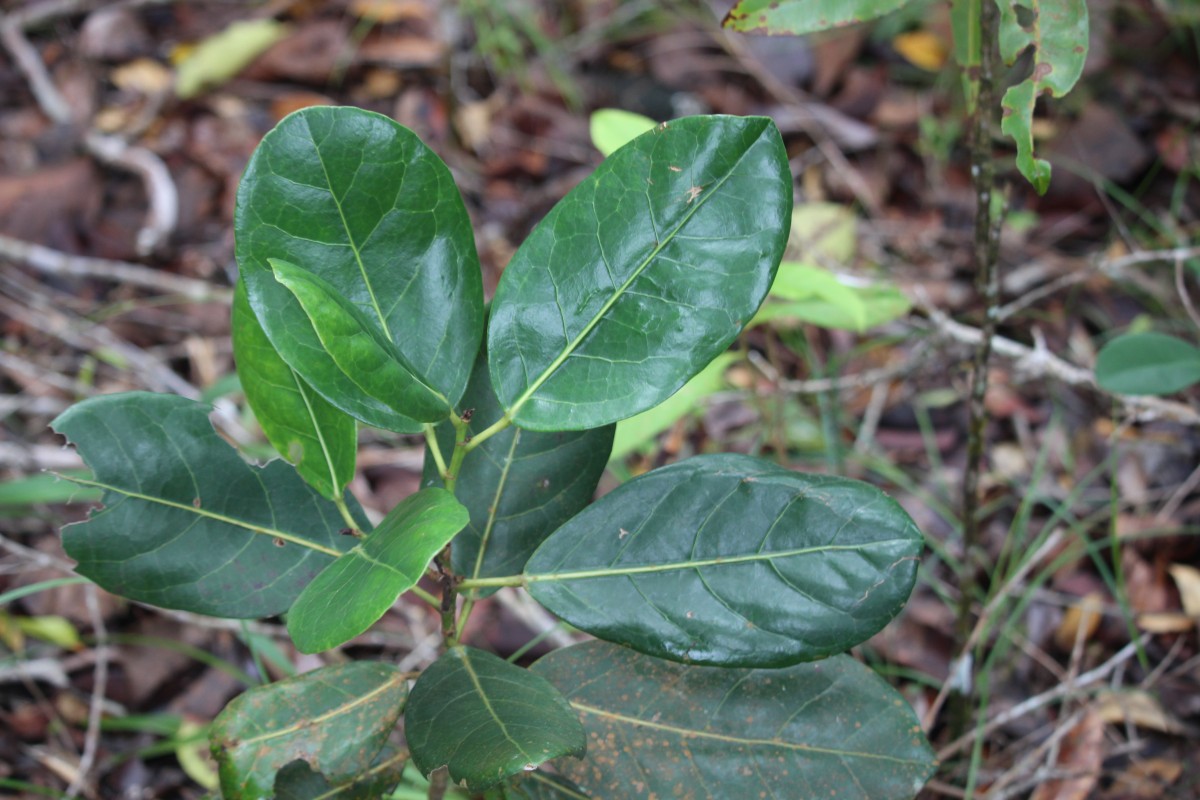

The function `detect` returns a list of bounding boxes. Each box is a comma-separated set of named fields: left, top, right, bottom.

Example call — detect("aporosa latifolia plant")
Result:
left=53, top=106, right=936, bottom=799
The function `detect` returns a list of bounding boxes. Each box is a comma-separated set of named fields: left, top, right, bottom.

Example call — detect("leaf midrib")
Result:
left=526, top=539, right=913, bottom=583
left=457, top=649, right=537, bottom=762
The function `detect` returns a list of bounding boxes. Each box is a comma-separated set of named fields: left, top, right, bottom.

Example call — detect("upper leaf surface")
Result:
left=52, top=393, right=357, bottom=618
left=525, top=454, right=923, bottom=667
left=723, top=0, right=916, bottom=35
left=272, top=751, right=408, bottom=800
left=487, top=115, right=791, bottom=430
left=210, top=661, right=407, bottom=799
left=533, top=641, right=936, bottom=800
left=406, top=646, right=585, bottom=791
left=1095, top=332, right=1200, bottom=396
left=287, top=487, right=469, bottom=653
left=423, top=345, right=614, bottom=593
left=236, top=105, right=483, bottom=421
left=232, top=280, right=357, bottom=500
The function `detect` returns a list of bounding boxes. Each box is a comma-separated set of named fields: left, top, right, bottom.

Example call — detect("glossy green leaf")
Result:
left=608, top=353, right=735, bottom=462
left=52, top=393, right=358, bottom=618
left=1095, top=332, right=1200, bottom=396
left=406, top=646, right=585, bottom=790
left=236, top=106, right=483, bottom=430
left=488, top=115, right=791, bottom=431
left=268, top=258, right=450, bottom=422
left=423, top=345, right=613, bottom=594
left=273, top=748, right=408, bottom=800
left=232, top=280, right=356, bottom=500
left=525, top=454, right=922, bottom=667
left=588, top=109, right=656, bottom=157
left=723, top=0, right=916, bottom=35
left=287, top=488, right=468, bottom=653
left=489, top=772, right=590, bottom=800
left=533, top=641, right=936, bottom=800
left=210, top=662, right=407, bottom=799
left=997, top=0, right=1089, bottom=193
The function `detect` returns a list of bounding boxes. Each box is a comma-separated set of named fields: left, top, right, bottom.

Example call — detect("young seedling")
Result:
left=54, top=106, right=935, bottom=799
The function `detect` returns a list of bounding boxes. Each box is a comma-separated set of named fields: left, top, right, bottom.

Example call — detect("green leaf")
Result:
left=268, top=258, right=450, bottom=423
left=609, top=352, right=735, bottom=462
left=533, top=641, right=936, bottom=800
left=525, top=454, right=922, bottom=667
left=423, top=346, right=613, bottom=595
left=210, top=662, right=407, bottom=799
left=232, top=280, right=356, bottom=500
left=784, top=202, right=857, bottom=264
left=996, top=0, right=1089, bottom=193
left=488, top=772, right=591, bottom=800
left=273, top=748, right=408, bottom=799
left=405, top=646, right=586, bottom=791
left=287, top=488, right=469, bottom=653
left=236, top=106, right=483, bottom=431
left=588, top=109, right=656, bottom=157
left=52, top=393, right=358, bottom=618
left=175, top=19, right=289, bottom=99
left=1095, top=332, right=1200, bottom=396
left=722, top=0, right=916, bottom=35
left=488, top=115, right=791, bottom=431
left=755, top=266, right=911, bottom=332
left=951, top=0, right=982, bottom=111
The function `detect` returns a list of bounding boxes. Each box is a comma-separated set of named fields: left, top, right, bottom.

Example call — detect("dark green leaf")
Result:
left=406, top=646, right=585, bottom=791
left=211, top=662, right=407, bottom=799
left=488, top=115, right=791, bottom=430
left=287, top=488, right=468, bottom=653
left=525, top=454, right=922, bottom=667
left=232, top=280, right=356, bottom=500
left=236, top=106, right=483, bottom=428
left=273, top=748, right=407, bottom=800
left=534, top=641, right=936, bottom=800
left=487, top=772, right=591, bottom=800
left=268, top=258, right=450, bottom=422
left=997, top=0, right=1089, bottom=193
left=723, top=0, right=916, bottom=35
left=423, top=346, right=613, bottom=594
left=52, top=393, right=358, bottom=618
left=1095, top=332, right=1200, bottom=395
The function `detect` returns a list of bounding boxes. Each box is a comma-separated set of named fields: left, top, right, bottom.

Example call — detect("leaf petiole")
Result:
left=460, top=413, right=512, bottom=454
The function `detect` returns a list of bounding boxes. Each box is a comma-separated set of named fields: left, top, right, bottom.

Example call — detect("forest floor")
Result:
left=1, top=1, right=1199, bottom=798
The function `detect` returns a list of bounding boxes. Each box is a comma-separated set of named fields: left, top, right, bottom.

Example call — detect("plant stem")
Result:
left=409, top=584, right=440, bottom=608
left=424, top=422, right=448, bottom=479
left=333, top=495, right=360, bottom=533
left=462, top=412, right=512, bottom=453
left=458, top=575, right=525, bottom=590
left=952, top=0, right=1003, bottom=741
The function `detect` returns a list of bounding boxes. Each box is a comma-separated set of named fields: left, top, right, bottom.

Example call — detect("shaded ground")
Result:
left=1, top=0, right=1199, bottom=797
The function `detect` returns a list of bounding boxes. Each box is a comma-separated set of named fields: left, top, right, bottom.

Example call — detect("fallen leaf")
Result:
left=1029, top=710, right=1104, bottom=800
left=111, top=57, right=173, bottom=94
left=1136, top=611, right=1195, bottom=633
left=1167, top=563, right=1200, bottom=617
left=1054, top=592, right=1104, bottom=650
left=175, top=19, right=290, bottom=99
left=1095, top=690, right=1185, bottom=735
left=1108, top=757, right=1183, bottom=799
left=893, top=30, right=949, bottom=71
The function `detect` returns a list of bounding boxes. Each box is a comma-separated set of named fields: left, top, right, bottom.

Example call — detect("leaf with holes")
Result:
left=997, top=0, right=1089, bottom=193
left=272, top=749, right=408, bottom=799
left=422, top=345, right=614, bottom=593
left=405, top=646, right=585, bottom=790
left=52, top=393, right=359, bottom=618
left=232, top=280, right=357, bottom=500
left=236, top=105, right=483, bottom=431
left=487, top=115, right=790, bottom=431
left=210, top=662, right=407, bottom=799
left=533, top=641, right=936, bottom=800
left=524, top=454, right=922, bottom=667
left=722, top=0, right=917, bottom=35
left=287, top=488, right=469, bottom=653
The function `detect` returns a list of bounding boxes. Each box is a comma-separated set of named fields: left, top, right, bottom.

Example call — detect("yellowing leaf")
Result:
left=1167, top=563, right=1200, bottom=617
left=893, top=30, right=948, bottom=71
left=111, top=58, right=173, bottom=94
left=175, top=20, right=289, bottom=99
left=14, top=614, right=82, bottom=650
left=1053, top=591, right=1104, bottom=650
left=589, top=108, right=657, bottom=157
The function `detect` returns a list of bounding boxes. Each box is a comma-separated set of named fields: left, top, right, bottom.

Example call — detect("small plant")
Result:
left=53, top=106, right=934, bottom=798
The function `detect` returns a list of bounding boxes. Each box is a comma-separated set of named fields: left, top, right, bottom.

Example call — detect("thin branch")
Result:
left=64, top=585, right=109, bottom=800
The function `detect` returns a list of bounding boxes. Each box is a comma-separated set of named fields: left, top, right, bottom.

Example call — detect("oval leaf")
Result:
left=588, top=108, right=656, bottom=157
left=533, top=641, right=936, bottom=800
left=287, top=488, right=469, bottom=653
left=487, top=115, right=791, bottom=430
left=269, top=258, right=450, bottom=422
left=406, top=646, right=585, bottom=791
left=525, top=454, right=922, bottom=667
left=236, top=105, right=483, bottom=427
left=232, top=280, right=357, bottom=500
left=210, top=661, right=407, bottom=799
left=52, top=393, right=358, bottom=618
left=1095, top=332, right=1200, bottom=396
left=723, top=0, right=916, bottom=35
left=423, top=345, right=614, bottom=594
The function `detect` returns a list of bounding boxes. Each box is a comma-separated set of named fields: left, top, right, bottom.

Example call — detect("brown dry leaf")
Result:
left=1029, top=710, right=1104, bottom=800
left=111, top=57, right=173, bottom=94
left=1167, top=563, right=1200, bottom=617
left=1053, top=592, right=1104, bottom=651
left=1108, top=758, right=1183, bottom=799
left=893, top=30, right=949, bottom=71
left=1095, top=690, right=1185, bottom=735
left=1136, top=611, right=1195, bottom=633
left=349, top=0, right=431, bottom=24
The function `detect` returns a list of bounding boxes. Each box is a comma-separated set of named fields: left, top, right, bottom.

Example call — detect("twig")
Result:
left=64, top=585, right=109, bottom=800
left=1175, top=255, right=1200, bottom=332
left=0, top=233, right=228, bottom=302
left=746, top=340, right=933, bottom=395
